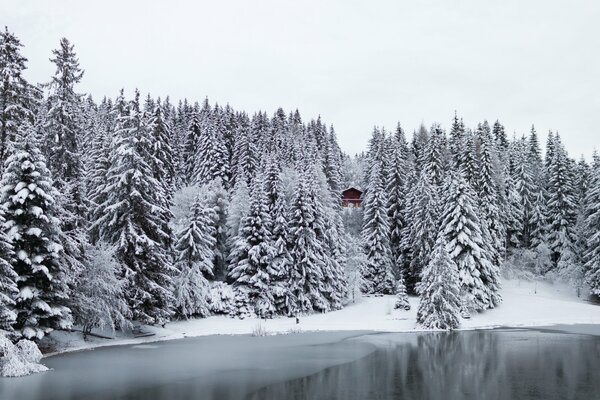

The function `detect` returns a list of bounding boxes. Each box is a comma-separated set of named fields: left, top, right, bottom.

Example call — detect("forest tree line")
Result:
left=1, top=28, right=599, bottom=338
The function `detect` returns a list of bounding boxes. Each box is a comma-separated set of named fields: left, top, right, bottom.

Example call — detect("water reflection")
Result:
left=2, top=330, right=598, bottom=400
left=250, top=330, right=600, bottom=400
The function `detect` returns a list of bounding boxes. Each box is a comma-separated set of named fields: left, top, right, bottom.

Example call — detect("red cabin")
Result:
left=341, top=187, right=363, bottom=208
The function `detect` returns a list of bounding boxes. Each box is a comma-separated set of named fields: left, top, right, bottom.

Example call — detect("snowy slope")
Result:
left=46, top=278, right=600, bottom=356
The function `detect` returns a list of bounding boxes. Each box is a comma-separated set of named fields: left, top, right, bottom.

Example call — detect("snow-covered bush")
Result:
left=0, top=334, right=48, bottom=377
left=207, top=282, right=235, bottom=315
left=251, top=323, right=269, bottom=337
left=71, top=244, right=131, bottom=336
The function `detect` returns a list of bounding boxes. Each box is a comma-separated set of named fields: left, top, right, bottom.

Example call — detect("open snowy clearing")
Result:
left=47, top=278, right=600, bottom=356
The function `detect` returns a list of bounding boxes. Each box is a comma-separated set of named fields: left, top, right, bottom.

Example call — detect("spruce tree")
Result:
left=287, top=169, right=327, bottom=314
left=441, top=172, right=501, bottom=311
left=405, top=171, right=440, bottom=291
left=361, top=160, right=395, bottom=294
left=0, top=209, right=16, bottom=331
left=227, top=177, right=276, bottom=318
left=1, top=129, right=72, bottom=339
left=43, top=37, right=86, bottom=220
left=416, top=236, right=461, bottom=330
left=148, top=99, right=175, bottom=200
left=584, top=153, right=600, bottom=294
left=0, top=28, right=33, bottom=164
left=92, top=92, right=175, bottom=325
left=545, top=136, right=578, bottom=267
left=173, top=194, right=216, bottom=318
left=394, top=273, right=410, bottom=311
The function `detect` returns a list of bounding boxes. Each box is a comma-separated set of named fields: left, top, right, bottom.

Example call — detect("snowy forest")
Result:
left=1, top=27, right=600, bottom=347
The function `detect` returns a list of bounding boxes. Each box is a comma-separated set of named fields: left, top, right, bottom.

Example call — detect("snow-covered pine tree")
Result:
left=386, top=124, right=410, bottom=275
left=173, top=194, right=216, bottom=318
left=422, top=123, right=447, bottom=187
left=440, top=171, right=501, bottom=311
left=261, top=158, right=291, bottom=314
left=183, top=110, right=203, bottom=184
left=0, top=208, right=16, bottom=331
left=43, top=38, right=86, bottom=221
left=148, top=99, right=175, bottom=200
left=0, top=28, right=34, bottom=165
left=513, top=137, right=537, bottom=248
left=449, top=112, right=465, bottom=169
left=202, top=178, right=229, bottom=281
left=227, top=176, right=276, bottom=318
left=459, top=131, right=479, bottom=188
left=416, top=236, right=461, bottom=330
left=405, top=171, right=440, bottom=291
left=504, top=173, right=524, bottom=249
left=92, top=91, right=175, bottom=325
left=584, top=153, right=600, bottom=295
left=493, top=120, right=508, bottom=151
left=194, top=116, right=230, bottom=188
left=286, top=168, right=329, bottom=315
left=545, top=135, right=578, bottom=268
left=394, top=273, right=410, bottom=311
left=361, top=159, right=395, bottom=294
left=231, top=113, right=257, bottom=187
left=475, top=127, right=504, bottom=266
left=1, top=127, right=72, bottom=339
left=43, top=38, right=89, bottom=297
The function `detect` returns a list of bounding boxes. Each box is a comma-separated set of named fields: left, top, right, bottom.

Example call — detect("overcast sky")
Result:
left=3, top=0, right=599, bottom=158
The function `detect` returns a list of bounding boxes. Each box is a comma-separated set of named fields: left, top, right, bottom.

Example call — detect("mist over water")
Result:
left=2, top=330, right=599, bottom=400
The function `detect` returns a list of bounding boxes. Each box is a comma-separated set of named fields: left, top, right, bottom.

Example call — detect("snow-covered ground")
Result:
left=46, top=278, right=600, bottom=356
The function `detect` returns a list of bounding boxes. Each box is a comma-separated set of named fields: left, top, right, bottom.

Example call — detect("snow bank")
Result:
left=0, top=335, right=48, bottom=377
left=45, top=278, right=600, bottom=356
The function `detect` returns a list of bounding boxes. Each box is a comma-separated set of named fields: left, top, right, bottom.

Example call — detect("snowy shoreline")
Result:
left=44, top=278, right=600, bottom=358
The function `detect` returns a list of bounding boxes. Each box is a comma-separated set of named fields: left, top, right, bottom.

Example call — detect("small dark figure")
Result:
left=296, top=317, right=300, bottom=324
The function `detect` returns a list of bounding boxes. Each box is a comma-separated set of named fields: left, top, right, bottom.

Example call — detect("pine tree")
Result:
left=394, top=273, right=410, bottom=311
left=1, top=129, right=72, bottom=339
left=422, top=123, right=447, bottom=187
left=231, top=114, right=257, bottom=186
left=584, top=153, right=600, bottom=294
left=416, top=236, right=461, bottom=330
left=262, top=158, right=291, bottom=314
left=0, top=28, right=33, bottom=164
left=405, top=171, right=440, bottom=291
left=173, top=194, right=216, bottom=318
left=386, top=125, right=410, bottom=275
left=545, top=135, right=578, bottom=267
left=183, top=111, right=203, bottom=184
left=202, top=178, right=229, bottom=281
left=449, top=113, right=465, bottom=169
left=475, top=128, right=504, bottom=266
left=493, top=120, right=508, bottom=150
left=361, top=160, right=395, bottom=294
left=228, top=177, right=276, bottom=318
left=287, top=169, right=328, bottom=314
left=43, top=38, right=86, bottom=221
left=441, top=172, right=501, bottom=311
left=0, top=208, right=16, bottom=331
left=148, top=99, right=175, bottom=200
left=92, top=92, right=175, bottom=325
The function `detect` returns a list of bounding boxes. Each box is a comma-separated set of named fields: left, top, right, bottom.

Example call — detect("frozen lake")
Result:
left=2, top=328, right=600, bottom=400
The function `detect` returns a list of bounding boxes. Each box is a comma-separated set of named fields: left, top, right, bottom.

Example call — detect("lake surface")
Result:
left=2, top=328, right=599, bottom=400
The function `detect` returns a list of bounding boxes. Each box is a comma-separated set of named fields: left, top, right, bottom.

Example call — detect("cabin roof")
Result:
left=342, top=186, right=362, bottom=194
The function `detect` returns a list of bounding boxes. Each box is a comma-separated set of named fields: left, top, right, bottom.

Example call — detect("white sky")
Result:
left=3, top=0, right=600, bottom=158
